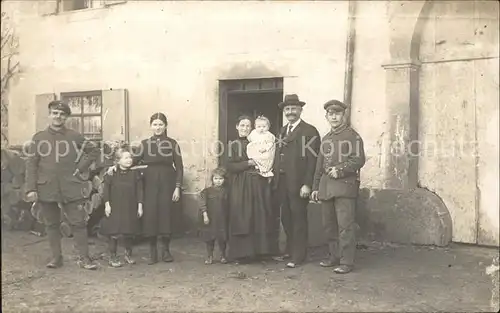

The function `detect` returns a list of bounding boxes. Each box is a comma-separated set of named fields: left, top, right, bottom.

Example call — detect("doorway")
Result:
left=218, top=78, right=284, bottom=164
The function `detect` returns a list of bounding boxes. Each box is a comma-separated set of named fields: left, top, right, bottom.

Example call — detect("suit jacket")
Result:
left=312, top=127, right=365, bottom=200
left=272, top=120, right=320, bottom=193
left=25, top=126, right=99, bottom=203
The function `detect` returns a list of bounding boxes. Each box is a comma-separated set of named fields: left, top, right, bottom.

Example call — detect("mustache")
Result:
left=285, top=113, right=297, bottom=117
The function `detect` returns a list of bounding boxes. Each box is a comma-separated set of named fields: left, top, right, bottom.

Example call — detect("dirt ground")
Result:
left=2, top=229, right=498, bottom=312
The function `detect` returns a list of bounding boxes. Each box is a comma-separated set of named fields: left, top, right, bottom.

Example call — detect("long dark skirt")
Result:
left=227, top=170, right=278, bottom=260
left=141, top=165, right=177, bottom=237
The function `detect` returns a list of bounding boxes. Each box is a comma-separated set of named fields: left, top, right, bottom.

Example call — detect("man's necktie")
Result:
left=287, top=124, right=293, bottom=135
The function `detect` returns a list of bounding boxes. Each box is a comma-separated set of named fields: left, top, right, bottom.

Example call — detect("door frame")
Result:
left=218, top=77, right=284, bottom=165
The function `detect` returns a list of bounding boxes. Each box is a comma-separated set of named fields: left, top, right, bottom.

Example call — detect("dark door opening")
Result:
left=219, top=78, right=284, bottom=165
left=226, top=92, right=283, bottom=142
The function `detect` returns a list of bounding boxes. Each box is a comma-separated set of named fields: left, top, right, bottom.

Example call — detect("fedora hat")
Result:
left=278, top=94, right=306, bottom=110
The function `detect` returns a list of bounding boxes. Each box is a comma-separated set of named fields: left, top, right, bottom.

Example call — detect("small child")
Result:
left=246, top=116, right=276, bottom=179
left=100, top=146, right=144, bottom=267
left=198, top=167, right=229, bottom=265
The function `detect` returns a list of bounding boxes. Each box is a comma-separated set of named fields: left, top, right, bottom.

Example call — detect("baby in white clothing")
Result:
left=247, top=116, right=276, bottom=179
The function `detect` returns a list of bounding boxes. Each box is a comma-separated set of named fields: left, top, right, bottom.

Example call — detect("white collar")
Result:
left=287, top=118, right=301, bottom=129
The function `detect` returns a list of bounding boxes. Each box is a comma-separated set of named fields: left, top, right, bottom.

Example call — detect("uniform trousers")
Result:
left=321, top=197, right=356, bottom=266
left=40, top=200, right=89, bottom=260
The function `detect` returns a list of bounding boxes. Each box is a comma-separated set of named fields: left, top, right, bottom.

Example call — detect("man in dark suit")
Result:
left=311, top=99, right=365, bottom=274
left=25, top=100, right=99, bottom=270
left=272, top=94, right=320, bottom=268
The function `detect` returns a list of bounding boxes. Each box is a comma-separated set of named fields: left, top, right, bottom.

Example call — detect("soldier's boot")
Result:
left=320, top=242, right=339, bottom=267
left=333, top=264, right=353, bottom=274
left=148, top=237, right=158, bottom=265
left=46, top=257, right=63, bottom=269
left=108, top=254, right=122, bottom=268
left=73, top=226, right=97, bottom=270
left=46, top=224, right=63, bottom=269
left=77, top=256, right=98, bottom=270
left=160, top=236, right=174, bottom=263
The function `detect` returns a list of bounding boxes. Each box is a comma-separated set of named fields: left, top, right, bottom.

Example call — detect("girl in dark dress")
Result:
left=135, top=113, right=183, bottom=265
left=100, top=146, right=144, bottom=267
left=198, top=167, right=229, bottom=265
left=226, top=116, right=277, bottom=263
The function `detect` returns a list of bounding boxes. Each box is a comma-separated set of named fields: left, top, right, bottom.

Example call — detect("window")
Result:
left=58, top=0, right=92, bottom=12
left=57, top=0, right=127, bottom=12
left=36, top=89, right=129, bottom=143
left=60, top=91, right=103, bottom=142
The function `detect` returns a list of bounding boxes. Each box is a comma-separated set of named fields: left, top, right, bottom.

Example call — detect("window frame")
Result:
left=60, top=90, right=104, bottom=143
left=56, top=0, right=128, bottom=13
left=57, top=0, right=93, bottom=12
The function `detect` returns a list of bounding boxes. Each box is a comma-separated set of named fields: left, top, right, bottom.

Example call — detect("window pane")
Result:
left=83, top=95, right=102, bottom=114
left=66, top=117, right=81, bottom=132
left=83, top=116, right=102, bottom=134
left=65, top=97, right=82, bottom=114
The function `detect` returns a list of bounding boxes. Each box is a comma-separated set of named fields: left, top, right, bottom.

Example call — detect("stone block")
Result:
left=356, top=187, right=452, bottom=246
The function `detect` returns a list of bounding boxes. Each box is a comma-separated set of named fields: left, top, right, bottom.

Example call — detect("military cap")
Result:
left=324, top=99, right=347, bottom=112
left=278, top=94, right=306, bottom=110
left=48, top=100, right=71, bottom=115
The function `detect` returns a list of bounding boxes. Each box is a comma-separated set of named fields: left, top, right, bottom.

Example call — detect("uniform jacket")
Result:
left=25, top=126, right=99, bottom=203
left=272, top=120, right=320, bottom=192
left=312, top=127, right=365, bottom=199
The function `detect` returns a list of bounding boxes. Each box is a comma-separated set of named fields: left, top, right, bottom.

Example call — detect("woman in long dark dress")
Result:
left=226, top=115, right=277, bottom=262
left=134, top=112, right=183, bottom=265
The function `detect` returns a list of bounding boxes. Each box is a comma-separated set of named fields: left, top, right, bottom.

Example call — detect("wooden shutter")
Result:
left=101, top=89, right=129, bottom=143
left=35, top=93, right=56, bottom=132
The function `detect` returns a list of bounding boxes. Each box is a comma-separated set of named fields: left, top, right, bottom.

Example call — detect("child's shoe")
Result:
left=204, top=256, right=213, bottom=265
left=124, top=249, right=136, bottom=265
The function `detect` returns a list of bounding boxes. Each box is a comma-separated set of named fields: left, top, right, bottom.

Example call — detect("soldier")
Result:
left=25, top=100, right=100, bottom=270
left=311, top=99, right=365, bottom=274
left=272, top=94, right=320, bottom=268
